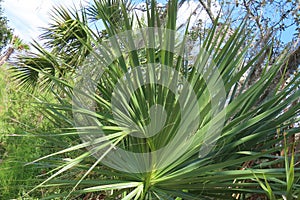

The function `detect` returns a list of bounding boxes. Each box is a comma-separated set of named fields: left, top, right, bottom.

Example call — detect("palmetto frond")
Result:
left=40, top=5, right=91, bottom=67
left=11, top=5, right=93, bottom=90
left=11, top=42, right=66, bottom=91
left=87, top=0, right=133, bottom=27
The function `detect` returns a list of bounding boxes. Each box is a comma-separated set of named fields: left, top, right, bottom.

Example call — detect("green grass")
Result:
left=0, top=67, right=60, bottom=199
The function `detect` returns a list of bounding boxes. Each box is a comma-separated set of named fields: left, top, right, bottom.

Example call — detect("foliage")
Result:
left=0, top=0, right=12, bottom=52
left=200, top=0, right=300, bottom=48
left=5, top=0, right=300, bottom=199
left=0, top=67, right=60, bottom=199
left=195, top=0, right=300, bottom=98
left=10, top=0, right=132, bottom=90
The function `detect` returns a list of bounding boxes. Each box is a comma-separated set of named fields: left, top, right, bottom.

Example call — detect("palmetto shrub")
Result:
left=10, top=0, right=300, bottom=199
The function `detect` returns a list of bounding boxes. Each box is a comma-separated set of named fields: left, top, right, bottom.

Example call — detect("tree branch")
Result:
left=198, top=0, right=215, bottom=22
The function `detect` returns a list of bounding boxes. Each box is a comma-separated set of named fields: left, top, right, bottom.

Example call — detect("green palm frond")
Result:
left=87, top=0, right=133, bottom=26
left=9, top=0, right=300, bottom=199
left=11, top=58, right=54, bottom=91
left=11, top=5, right=93, bottom=90
left=40, top=5, right=91, bottom=67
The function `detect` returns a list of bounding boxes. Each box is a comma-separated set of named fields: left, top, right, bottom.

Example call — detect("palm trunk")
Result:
left=0, top=47, right=14, bottom=67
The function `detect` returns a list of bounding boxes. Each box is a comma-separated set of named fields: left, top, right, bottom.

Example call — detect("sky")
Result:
left=3, top=0, right=220, bottom=44
left=2, top=0, right=296, bottom=45
left=3, top=0, right=91, bottom=42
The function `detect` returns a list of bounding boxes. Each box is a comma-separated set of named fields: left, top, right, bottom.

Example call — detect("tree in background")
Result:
left=0, top=36, right=29, bottom=67
left=0, top=1, right=29, bottom=68
left=195, top=0, right=300, bottom=88
left=0, top=0, right=12, bottom=53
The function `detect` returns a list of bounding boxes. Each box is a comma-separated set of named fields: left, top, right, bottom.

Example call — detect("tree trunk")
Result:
left=0, top=47, right=14, bottom=67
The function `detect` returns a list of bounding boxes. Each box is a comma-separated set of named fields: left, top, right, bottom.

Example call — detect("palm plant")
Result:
left=10, top=6, right=91, bottom=90
left=11, top=0, right=300, bottom=199
left=0, top=35, right=29, bottom=67
left=10, top=0, right=133, bottom=90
